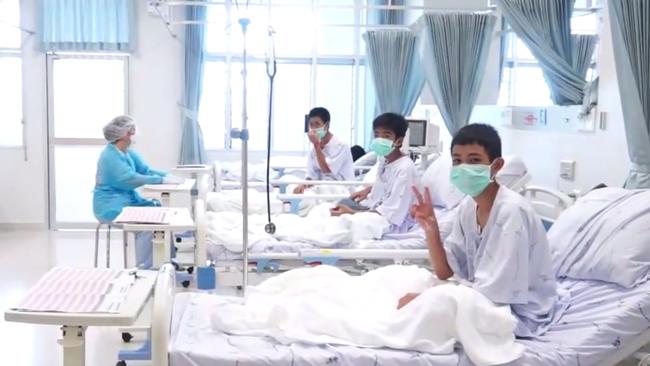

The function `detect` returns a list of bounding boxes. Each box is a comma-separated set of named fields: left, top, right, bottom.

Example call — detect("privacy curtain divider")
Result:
left=363, top=30, right=424, bottom=117
left=497, top=0, right=591, bottom=106
left=179, top=4, right=207, bottom=165
left=572, top=34, right=598, bottom=80
left=608, top=0, right=650, bottom=188
left=417, top=12, right=497, bottom=135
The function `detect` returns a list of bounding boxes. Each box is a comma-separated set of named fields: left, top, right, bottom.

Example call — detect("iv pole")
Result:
left=231, top=14, right=251, bottom=296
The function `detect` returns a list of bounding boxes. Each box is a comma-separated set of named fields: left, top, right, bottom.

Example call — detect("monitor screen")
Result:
left=407, top=119, right=427, bottom=147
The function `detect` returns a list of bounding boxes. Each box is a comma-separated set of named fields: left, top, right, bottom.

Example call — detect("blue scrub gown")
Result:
left=93, top=143, right=166, bottom=268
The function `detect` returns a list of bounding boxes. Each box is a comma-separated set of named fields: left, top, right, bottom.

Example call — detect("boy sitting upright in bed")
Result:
left=398, top=124, right=566, bottom=337
left=330, top=113, right=416, bottom=233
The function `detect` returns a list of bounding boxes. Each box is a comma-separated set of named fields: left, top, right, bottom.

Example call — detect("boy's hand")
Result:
left=397, top=292, right=420, bottom=309
left=330, top=204, right=354, bottom=217
left=293, top=184, right=306, bottom=194
left=308, top=130, right=321, bottom=148
left=350, top=187, right=370, bottom=202
left=411, top=186, right=438, bottom=232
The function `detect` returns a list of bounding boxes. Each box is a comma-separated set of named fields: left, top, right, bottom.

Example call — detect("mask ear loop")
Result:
left=488, top=162, right=497, bottom=183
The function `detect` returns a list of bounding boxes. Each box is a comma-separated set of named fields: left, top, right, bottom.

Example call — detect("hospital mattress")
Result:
left=206, top=234, right=427, bottom=263
left=169, top=278, right=650, bottom=366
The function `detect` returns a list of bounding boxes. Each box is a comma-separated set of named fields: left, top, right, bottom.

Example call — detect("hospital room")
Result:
left=2, top=0, right=650, bottom=365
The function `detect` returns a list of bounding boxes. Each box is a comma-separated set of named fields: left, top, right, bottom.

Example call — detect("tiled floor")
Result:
left=0, top=229, right=150, bottom=366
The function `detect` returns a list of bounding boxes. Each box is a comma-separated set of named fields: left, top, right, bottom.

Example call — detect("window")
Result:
left=498, top=11, right=599, bottom=106
left=0, top=0, right=22, bottom=146
left=47, top=54, right=129, bottom=226
left=199, top=1, right=367, bottom=152
left=51, top=56, right=128, bottom=139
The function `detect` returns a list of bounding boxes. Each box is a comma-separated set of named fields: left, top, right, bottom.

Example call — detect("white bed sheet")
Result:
left=205, top=208, right=455, bottom=259
left=207, top=235, right=427, bottom=263
left=170, top=278, right=650, bottom=366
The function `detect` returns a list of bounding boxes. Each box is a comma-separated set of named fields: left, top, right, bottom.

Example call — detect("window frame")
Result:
left=46, top=52, right=131, bottom=229
left=200, top=0, right=372, bottom=153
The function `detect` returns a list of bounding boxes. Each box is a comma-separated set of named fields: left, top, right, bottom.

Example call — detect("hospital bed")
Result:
left=191, top=178, right=567, bottom=288
left=147, top=265, right=650, bottom=366
left=136, top=187, right=650, bottom=366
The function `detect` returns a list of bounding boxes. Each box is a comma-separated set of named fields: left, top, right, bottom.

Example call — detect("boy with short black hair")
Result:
left=330, top=112, right=417, bottom=233
left=294, top=107, right=355, bottom=194
left=399, top=123, right=566, bottom=338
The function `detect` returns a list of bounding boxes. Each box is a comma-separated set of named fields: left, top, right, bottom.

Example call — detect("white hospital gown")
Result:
left=364, top=155, right=417, bottom=233
left=306, top=136, right=355, bottom=181
left=444, top=186, right=567, bottom=337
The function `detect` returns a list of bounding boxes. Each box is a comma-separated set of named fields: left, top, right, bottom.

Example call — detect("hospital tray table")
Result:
left=4, top=270, right=157, bottom=366
left=121, top=207, right=195, bottom=269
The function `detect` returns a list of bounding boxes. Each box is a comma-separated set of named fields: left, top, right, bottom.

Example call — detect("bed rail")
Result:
left=151, top=264, right=176, bottom=366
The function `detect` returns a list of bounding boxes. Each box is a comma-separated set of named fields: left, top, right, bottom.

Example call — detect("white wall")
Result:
left=471, top=6, right=629, bottom=194
left=0, top=0, right=47, bottom=227
left=0, top=0, right=184, bottom=226
left=129, top=4, right=184, bottom=171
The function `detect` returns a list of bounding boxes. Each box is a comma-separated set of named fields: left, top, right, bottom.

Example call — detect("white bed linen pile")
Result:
left=210, top=265, right=524, bottom=366
left=207, top=189, right=284, bottom=215
left=206, top=203, right=390, bottom=252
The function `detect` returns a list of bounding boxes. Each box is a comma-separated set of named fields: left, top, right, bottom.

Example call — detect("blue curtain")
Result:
left=608, top=0, right=650, bottom=188
left=497, top=0, right=592, bottom=105
left=363, top=30, right=424, bottom=116
left=179, top=5, right=207, bottom=165
left=368, top=0, right=405, bottom=26
left=39, top=0, right=134, bottom=51
left=363, top=0, right=407, bottom=146
left=572, top=34, right=597, bottom=80
left=418, top=13, right=496, bottom=135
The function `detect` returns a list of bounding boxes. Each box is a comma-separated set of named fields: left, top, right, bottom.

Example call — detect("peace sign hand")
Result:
left=410, top=186, right=438, bottom=232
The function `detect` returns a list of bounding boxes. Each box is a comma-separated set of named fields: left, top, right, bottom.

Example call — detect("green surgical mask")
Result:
left=314, top=127, right=327, bottom=140
left=450, top=164, right=493, bottom=197
left=370, top=137, right=394, bottom=157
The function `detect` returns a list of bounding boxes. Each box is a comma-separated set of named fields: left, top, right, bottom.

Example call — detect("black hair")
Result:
left=450, top=123, right=502, bottom=161
left=308, top=107, right=331, bottom=124
left=372, top=113, right=407, bottom=138
left=350, top=145, right=366, bottom=162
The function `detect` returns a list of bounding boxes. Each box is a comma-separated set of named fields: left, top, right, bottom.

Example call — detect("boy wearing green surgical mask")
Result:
left=330, top=113, right=417, bottom=233
left=294, top=107, right=355, bottom=194
left=398, top=124, right=565, bottom=339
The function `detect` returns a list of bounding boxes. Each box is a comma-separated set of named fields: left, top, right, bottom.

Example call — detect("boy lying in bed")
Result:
left=330, top=113, right=417, bottom=233
left=398, top=124, right=566, bottom=337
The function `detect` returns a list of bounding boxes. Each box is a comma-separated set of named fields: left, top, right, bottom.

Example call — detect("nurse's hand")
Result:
left=330, top=204, right=354, bottom=216
left=397, top=292, right=420, bottom=309
left=308, top=130, right=321, bottom=148
left=411, top=186, right=438, bottom=232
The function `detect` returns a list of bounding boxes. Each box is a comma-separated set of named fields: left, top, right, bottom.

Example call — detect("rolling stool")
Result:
left=94, top=222, right=128, bottom=268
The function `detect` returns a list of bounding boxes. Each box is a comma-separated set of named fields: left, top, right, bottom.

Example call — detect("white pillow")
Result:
left=548, top=187, right=650, bottom=288
left=496, top=155, right=529, bottom=190
left=355, top=152, right=378, bottom=167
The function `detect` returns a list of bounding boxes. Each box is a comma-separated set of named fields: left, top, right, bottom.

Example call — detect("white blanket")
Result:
left=273, top=203, right=389, bottom=246
left=211, top=265, right=523, bottom=366
left=207, top=189, right=284, bottom=215
left=206, top=203, right=389, bottom=252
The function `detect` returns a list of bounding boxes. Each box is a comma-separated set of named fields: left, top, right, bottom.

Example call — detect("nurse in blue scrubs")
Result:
left=93, top=115, right=180, bottom=268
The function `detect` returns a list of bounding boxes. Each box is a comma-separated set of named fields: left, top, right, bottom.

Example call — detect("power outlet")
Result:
left=560, top=160, right=576, bottom=181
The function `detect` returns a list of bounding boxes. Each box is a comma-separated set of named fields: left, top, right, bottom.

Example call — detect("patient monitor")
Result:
left=405, top=118, right=440, bottom=170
